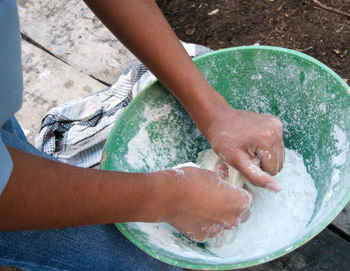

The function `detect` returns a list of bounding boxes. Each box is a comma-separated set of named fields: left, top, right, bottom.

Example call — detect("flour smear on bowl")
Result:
left=125, top=115, right=318, bottom=261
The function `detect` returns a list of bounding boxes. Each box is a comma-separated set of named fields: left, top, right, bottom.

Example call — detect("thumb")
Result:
left=232, top=151, right=280, bottom=192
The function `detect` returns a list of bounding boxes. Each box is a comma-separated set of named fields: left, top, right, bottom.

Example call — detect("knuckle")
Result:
left=241, top=209, right=251, bottom=223
left=265, top=116, right=283, bottom=130
left=229, top=218, right=238, bottom=227
left=271, top=167, right=278, bottom=176
left=227, top=156, right=239, bottom=169
left=260, top=129, right=274, bottom=141
left=261, top=162, right=275, bottom=175
left=257, top=149, right=269, bottom=159
left=276, top=120, right=283, bottom=129
left=240, top=191, right=252, bottom=210
left=272, top=119, right=283, bottom=132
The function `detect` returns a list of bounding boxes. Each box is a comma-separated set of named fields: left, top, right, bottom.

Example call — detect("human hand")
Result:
left=163, top=166, right=252, bottom=242
left=203, top=104, right=284, bottom=192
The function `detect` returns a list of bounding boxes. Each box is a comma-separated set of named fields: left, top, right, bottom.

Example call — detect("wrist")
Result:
left=149, top=170, right=185, bottom=223
left=189, top=90, right=231, bottom=140
left=113, top=171, right=174, bottom=223
left=179, top=81, right=229, bottom=136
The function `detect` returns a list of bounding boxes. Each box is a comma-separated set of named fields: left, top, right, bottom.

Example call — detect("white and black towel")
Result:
left=35, top=42, right=212, bottom=168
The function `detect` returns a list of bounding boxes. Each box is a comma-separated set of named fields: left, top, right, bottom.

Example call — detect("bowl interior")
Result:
left=100, top=46, right=350, bottom=270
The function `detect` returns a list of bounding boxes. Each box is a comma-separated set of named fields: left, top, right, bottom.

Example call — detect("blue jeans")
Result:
left=0, top=117, right=181, bottom=271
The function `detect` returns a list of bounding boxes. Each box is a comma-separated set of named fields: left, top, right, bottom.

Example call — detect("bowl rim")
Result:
left=103, top=45, right=350, bottom=270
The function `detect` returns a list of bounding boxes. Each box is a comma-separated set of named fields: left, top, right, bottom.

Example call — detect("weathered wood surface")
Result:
left=17, top=0, right=136, bottom=85
left=238, top=228, right=350, bottom=271
left=333, top=201, right=350, bottom=238
left=16, top=39, right=106, bottom=144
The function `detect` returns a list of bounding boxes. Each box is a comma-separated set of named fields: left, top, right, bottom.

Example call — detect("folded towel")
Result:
left=35, top=42, right=212, bottom=168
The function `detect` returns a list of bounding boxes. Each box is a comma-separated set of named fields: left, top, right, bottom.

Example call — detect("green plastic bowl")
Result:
left=100, top=46, right=350, bottom=269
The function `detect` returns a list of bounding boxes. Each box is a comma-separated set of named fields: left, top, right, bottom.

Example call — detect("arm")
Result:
left=0, top=146, right=166, bottom=230
left=0, top=146, right=250, bottom=242
left=83, top=0, right=284, bottom=190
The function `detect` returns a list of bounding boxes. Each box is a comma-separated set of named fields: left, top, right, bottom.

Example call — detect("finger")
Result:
left=271, top=116, right=284, bottom=172
left=261, top=116, right=285, bottom=173
left=243, top=184, right=254, bottom=202
left=281, top=143, right=285, bottom=169
left=239, top=208, right=250, bottom=223
left=238, top=187, right=253, bottom=223
left=185, top=231, right=208, bottom=243
left=233, top=151, right=280, bottom=192
left=223, top=218, right=239, bottom=229
left=272, top=130, right=284, bottom=174
left=256, top=133, right=284, bottom=176
left=278, top=136, right=285, bottom=172
left=257, top=146, right=279, bottom=176
left=200, top=224, right=225, bottom=241
left=207, top=226, right=225, bottom=239
left=184, top=232, right=197, bottom=242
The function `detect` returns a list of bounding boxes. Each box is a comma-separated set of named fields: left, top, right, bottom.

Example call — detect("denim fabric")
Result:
left=0, top=117, right=181, bottom=271
left=0, top=117, right=55, bottom=161
left=0, top=0, right=23, bottom=195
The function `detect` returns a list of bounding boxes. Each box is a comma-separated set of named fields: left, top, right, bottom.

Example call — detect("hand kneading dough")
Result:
left=172, top=149, right=260, bottom=246
left=197, top=149, right=259, bottom=187
left=197, top=149, right=260, bottom=247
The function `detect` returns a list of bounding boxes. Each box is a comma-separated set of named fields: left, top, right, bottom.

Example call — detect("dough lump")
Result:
left=197, top=149, right=259, bottom=188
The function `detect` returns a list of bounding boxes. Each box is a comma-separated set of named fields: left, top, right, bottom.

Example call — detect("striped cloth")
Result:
left=35, top=42, right=212, bottom=168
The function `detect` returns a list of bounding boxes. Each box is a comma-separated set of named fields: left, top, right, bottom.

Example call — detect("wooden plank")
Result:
left=17, top=0, right=136, bottom=85
left=332, top=201, right=350, bottom=238
left=238, top=228, right=350, bottom=271
left=16, top=39, right=106, bottom=144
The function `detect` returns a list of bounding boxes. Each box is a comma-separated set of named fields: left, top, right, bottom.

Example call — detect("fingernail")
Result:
left=266, top=182, right=280, bottom=192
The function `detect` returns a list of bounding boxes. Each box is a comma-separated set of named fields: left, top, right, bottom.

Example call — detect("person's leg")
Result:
left=0, top=225, right=180, bottom=271
left=0, top=117, right=56, bottom=160
left=1, top=116, right=27, bottom=141
left=0, top=117, right=181, bottom=271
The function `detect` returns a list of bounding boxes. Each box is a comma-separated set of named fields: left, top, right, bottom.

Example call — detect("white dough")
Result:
left=197, top=149, right=259, bottom=188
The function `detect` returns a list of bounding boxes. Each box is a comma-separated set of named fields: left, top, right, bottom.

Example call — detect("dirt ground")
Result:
left=157, top=0, right=350, bottom=82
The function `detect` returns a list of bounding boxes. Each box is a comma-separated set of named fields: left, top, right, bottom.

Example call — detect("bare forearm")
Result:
left=83, top=0, right=227, bottom=133
left=0, top=146, right=170, bottom=230
left=0, top=147, right=255, bottom=242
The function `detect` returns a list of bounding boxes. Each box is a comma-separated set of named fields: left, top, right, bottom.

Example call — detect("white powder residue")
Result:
left=311, top=125, right=347, bottom=220
left=330, top=169, right=340, bottom=188
left=319, top=103, right=327, bottom=113
left=130, top=148, right=317, bottom=262
left=126, top=126, right=154, bottom=169
left=250, top=73, right=262, bottom=80
left=331, top=124, right=348, bottom=167
left=126, top=104, right=174, bottom=171
left=128, top=222, right=215, bottom=260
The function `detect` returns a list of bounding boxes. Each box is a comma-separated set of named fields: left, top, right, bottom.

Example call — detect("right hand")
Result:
left=201, top=105, right=284, bottom=192
left=163, top=166, right=253, bottom=242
